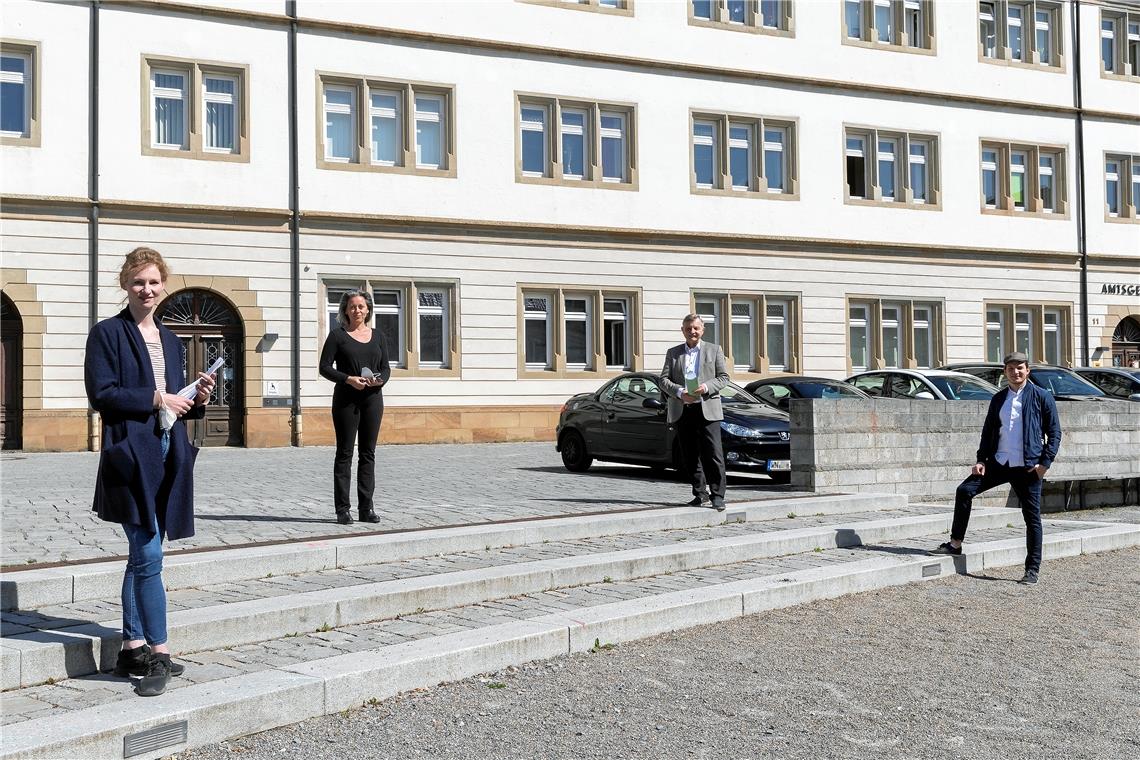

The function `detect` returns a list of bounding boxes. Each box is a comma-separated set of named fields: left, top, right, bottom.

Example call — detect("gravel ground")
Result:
left=177, top=546, right=1139, bottom=760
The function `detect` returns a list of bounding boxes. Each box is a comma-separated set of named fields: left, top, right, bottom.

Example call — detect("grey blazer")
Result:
left=659, top=341, right=730, bottom=423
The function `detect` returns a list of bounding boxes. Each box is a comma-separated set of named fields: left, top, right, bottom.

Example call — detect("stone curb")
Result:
left=4, top=522, right=1135, bottom=760
left=0, top=506, right=1004, bottom=691
left=0, top=493, right=908, bottom=611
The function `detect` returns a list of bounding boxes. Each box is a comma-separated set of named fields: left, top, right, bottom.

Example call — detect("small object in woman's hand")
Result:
left=361, top=367, right=376, bottom=385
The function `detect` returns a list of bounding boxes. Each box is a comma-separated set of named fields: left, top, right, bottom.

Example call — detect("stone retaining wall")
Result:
left=789, top=398, right=1140, bottom=509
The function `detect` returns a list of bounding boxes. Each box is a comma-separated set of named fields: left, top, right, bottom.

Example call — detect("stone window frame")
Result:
left=518, top=0, right=634, bottom=16
left=1100, top=7, right=1140, bottom=82
left=843, top=124, right=942, bottom=210
left=315, top=72, right=457, bottom=178
left=516, top=285, right=643, bottom=379
left=977, top=1, right=1066, bottom=72
left=689, top=290, right=802, bottom=379
left=514, top=92, right=639, bottom=191
left=845, top=297, right=946, bottom=375
left=978, top=139, right=1069, bottom=218
left=321, top=278, right=461, bottom=378
left=687, top=1, right=795, bottom=37
left=0, top=39, right=40, bottom=147
left=689, top=110, right=800, bottom=200
left=842, top=0, right=937, bottom=55
left=1103, top=151, right=1140, bottom=224
left=983, top=301, right=1073, bottom=366
left=140, top=55, right=251, bottom=163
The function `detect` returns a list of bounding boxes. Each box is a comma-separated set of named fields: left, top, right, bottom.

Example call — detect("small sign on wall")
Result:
left=265, top=381, right=281, bottom=396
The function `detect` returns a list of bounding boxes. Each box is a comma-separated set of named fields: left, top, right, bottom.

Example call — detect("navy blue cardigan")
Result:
left=85, top=309, right=204, bottom=539
left=975, top=382, right=1062, bottom=469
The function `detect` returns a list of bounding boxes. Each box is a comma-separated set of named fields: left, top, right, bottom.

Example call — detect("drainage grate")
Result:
left=123, top=720, right=188, bottom=758
left=921, top=564, right=941, bottom=578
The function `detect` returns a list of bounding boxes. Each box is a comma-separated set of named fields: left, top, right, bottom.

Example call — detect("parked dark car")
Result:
left=939, top=363, right=1109, bottom=400
left=1073, top=367, right=1140, bottom=401
left=745, top=375, right=870, bottom=411
left=846, top=369, right=998, bottom=400
left=556, top=372, right=792, bottom=483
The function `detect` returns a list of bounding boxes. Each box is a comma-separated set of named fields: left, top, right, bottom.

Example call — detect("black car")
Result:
left=939, top=363, right=1109, bottom=400
left=745, top=375, right=870, bottom=411
left=1073, top=367, right=1140, bottom=401
left=556, top=372, right=792, bottom=483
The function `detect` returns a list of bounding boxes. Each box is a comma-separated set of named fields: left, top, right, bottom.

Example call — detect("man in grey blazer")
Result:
left=660, top=314, right=731, bottom=511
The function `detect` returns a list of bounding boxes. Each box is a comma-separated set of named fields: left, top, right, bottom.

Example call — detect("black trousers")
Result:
left=677, top=404, right=726, bottom=499
left=952, top=459, right=1044, bottom=574
left=331, top=388, right=384, bottom=515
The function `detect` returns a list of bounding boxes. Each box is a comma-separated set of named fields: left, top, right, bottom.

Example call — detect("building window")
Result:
left=844, top=127, right=940, bottom=207
left=689, top=0, right=794, bottom=34
left=323, top=280, right=458, bottom=375
left=142, top=57, right=247, bottom=161
left=691, top=112, right=797, bottom=197
left=0, top=42, right=36, bottom=145
left=1101, top=9, right=1140, bottom=79
left=847, top=299, right=944, bottom=372
left=516, top=95, right=636, bottom=188
left=1104, top=153, right=1140, bottom=222
left=519, top=0, right=632, bottom=13
left=979, top=141, right=1067, bottom=215
left=318, top=75, right=455, bottom=175
left=518, top=287, right=640, bottom=376
left=844, top=0, right=934, bottom=50
left=984, top=303, right=1071, bottom=364
left=979, top=1, right=1062, bottom=67
left=693, top=292, right=800, bottom=375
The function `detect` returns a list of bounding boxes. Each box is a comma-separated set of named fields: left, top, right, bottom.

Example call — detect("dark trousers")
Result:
left=677, top=404, right=726, bottom=499
left=331, top=389, right=384, bottom=516
left=952, top=459, right=1044, bottom=574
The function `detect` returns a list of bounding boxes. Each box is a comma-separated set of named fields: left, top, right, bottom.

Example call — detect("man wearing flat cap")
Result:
left=932, top=352, right=1061, bottom=585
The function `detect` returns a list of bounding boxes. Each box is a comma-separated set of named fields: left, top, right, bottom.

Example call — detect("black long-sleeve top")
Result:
left=319, top=327, right=391, bottom=397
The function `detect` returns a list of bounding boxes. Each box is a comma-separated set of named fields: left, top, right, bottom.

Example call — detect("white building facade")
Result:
left=1, top=0, right=1137, bottom=451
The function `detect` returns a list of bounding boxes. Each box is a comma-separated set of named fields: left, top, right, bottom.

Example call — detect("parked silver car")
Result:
left=846, top=369, right=998, bottom=400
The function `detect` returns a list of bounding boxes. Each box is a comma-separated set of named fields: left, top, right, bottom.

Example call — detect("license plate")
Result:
left=767, top=459, right=791, bottom=471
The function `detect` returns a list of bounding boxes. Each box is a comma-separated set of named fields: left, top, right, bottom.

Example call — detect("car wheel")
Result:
left=559, top=430, right=593, bottom=472
left=769, top=472, right=791, bottom=485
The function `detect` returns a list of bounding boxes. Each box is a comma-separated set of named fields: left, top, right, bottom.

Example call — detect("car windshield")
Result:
left=1024, top=369, right=1106, bottom=396
left=789, top=381, right=863, bottom=399
left=721, top=383, right=762, bottom=405
left=927, top=375, right=996, bottom=400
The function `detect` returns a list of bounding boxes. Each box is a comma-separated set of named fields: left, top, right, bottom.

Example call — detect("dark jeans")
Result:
left=331, top=389, right=384, bottom=516
left=952, top=459, right=1044, bottom=574
left=677, top=404, right=726, bottom=499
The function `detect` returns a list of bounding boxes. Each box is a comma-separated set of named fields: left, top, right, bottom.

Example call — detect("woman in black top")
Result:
left=319, top=289, right=391, bottom=525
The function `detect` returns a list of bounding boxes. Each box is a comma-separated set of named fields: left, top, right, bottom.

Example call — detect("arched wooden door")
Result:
left=1112, top=316, right=1140, bottom=368
left=1, top=293, right=22, bottom=450
left=158, top=289, right=244, bottom=447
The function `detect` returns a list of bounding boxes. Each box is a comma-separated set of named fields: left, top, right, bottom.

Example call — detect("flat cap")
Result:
left=1002, top=351, right=1029, bottom=365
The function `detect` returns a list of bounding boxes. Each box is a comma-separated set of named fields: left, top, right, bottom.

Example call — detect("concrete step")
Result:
left=0, top=492, right=906, bottom=611
left=2, top=517, right=1136, bottom=760
left=1, top=502, right=960, bottom=691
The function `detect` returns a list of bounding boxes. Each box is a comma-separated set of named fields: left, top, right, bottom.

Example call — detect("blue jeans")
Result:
left=952, top=459, right=1044, bottom=574
left=121, top=431, right=170, bottom=645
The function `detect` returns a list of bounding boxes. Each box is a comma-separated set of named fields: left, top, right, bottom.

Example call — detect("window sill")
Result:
left=687, top=18, right=793, bottom=38
left=0, top=133, right=39, bottom=148
left=519, top=0, right=634, bottom=17
left=142, top=146, right=250, bottom=163
left=981, top=207, right=1070, bottom=221
left=844, top=197, right=942, bottom=212
left=316, top=159, right=457, bottom=178
left=517, top=175, right=638, bottom=192
left=1100, top=71, right=1140, bottom=84
left=692, top=187, right=799, bottom=202
left=1104, top=213, right=1140, bottom=225
left=389, top=366, right=461, bottom=379
left=842, top=38, right=936, bottom=57
left=978, top=55, right=1066, bottom=74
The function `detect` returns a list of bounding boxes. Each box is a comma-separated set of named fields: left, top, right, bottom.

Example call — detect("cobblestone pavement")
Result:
left=0, top=521, right=1065, bottom=726
left=0, top=443, right=798, bottom=567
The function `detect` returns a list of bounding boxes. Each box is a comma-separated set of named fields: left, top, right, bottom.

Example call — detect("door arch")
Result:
left=158, top=288, right=244, bottom=447
left=1112, top=316, right=1140, bottom=368
left=1, top=293, right=22, bottom=450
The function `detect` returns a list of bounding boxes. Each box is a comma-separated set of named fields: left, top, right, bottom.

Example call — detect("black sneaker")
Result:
left=1018, top=572, right=1039, bottom=585
left=113, top=645, right=184, bottom=678
left=686, top=495, right=707, bottom=507
left=136, top=653, right=172, bottom=697
left=930, top=541, right=962, bottom=556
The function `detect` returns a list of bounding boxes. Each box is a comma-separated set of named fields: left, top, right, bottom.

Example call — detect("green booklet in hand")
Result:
left=685, top=375, right=700, bottom=395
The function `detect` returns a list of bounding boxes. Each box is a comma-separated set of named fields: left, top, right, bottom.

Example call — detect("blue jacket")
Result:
left=84, top=309, right=203, bottom=539
left=975, top=382, right=1062, bottom=469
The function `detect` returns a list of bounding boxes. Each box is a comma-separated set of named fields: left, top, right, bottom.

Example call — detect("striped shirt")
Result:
left=145, top=338, right=167, bottom=394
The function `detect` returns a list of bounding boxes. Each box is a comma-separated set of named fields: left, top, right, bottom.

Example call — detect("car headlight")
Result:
left=720, top=422, right=764, bottom=438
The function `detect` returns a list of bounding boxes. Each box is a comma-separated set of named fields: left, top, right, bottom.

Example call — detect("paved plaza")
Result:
left=0, top=442, right=796, bottom=567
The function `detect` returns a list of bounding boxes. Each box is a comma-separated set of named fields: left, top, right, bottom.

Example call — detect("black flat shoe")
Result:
left=358, top=510, right=381, bottom=523
left=136, top=653, right=172, bottom=697
left=113, top=645, right=184, bottom=678
left=336, top=512, right=353, bottom=525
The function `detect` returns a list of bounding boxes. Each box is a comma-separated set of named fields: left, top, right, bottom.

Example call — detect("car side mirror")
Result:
left=914, top=391, right=935, bottom=399
left=1129, top=393, right=1140, bottom=402
left=642, top=397, right=665, bottom=409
